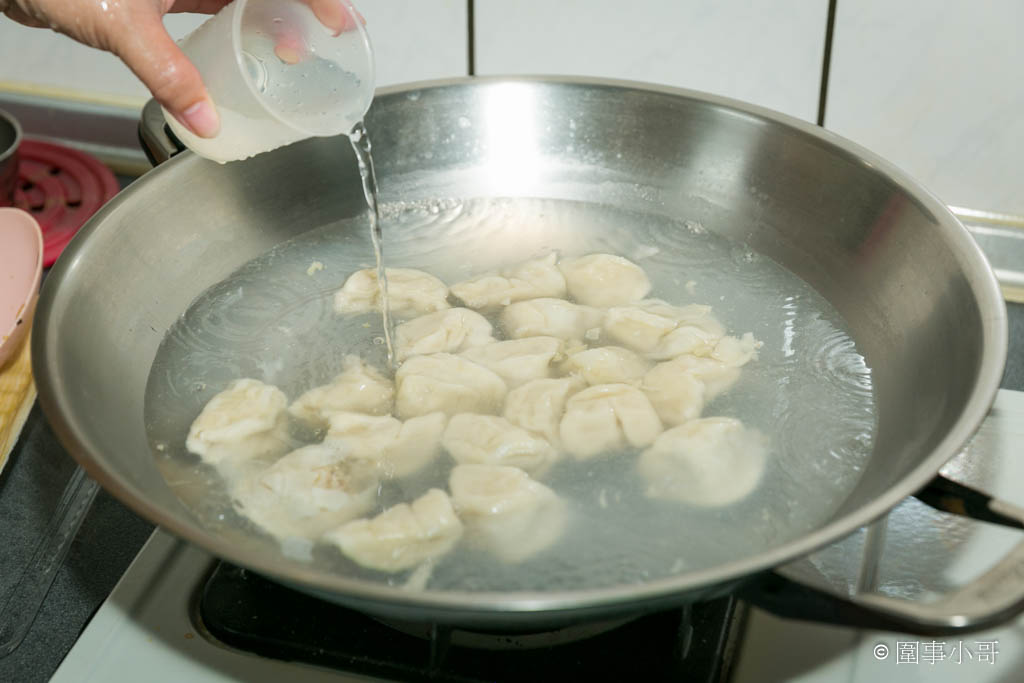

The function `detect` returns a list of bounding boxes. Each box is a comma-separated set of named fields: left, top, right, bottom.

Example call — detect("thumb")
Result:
left=113, top=18, right=221, bottom=138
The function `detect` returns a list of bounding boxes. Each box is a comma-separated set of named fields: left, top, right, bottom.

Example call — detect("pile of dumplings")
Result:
left=184, top=251, right=769, bottom=580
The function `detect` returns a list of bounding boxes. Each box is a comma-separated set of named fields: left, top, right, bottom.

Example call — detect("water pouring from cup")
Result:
left=164, top=0, right=375, bottom=163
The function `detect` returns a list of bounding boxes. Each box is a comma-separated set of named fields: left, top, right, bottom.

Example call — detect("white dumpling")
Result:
left=667, top=356, right=739, bottom=401
left=231, top=443, right=379, bottom=540
left=395, top=307, right=495, bottom=361
left=653, top=333, right=760, bottom=401
left=442, top=414, right=559, bottom=478
left=711, top=332, right=761, bottom=366
left=500, top=298, right=604, bottom=341
left=450, top=252, right=567, bottom=310
left=449, top=464, right=568, bottom=563
left=185, top=379, right=291, bottom=478
left=557, top=253, right=652, bottom=307
left=638, top=417, right=767, bottom=506
left=289, top=355, right=393, bottom=427
left=559, top=346, right=652, bottom=386
left=603, top=299, right=726, bottom=360
left=334, top=267, right=450, bottom=318
left=324, top=489, right=464, bottom=572
left=459, top=336, right=563, bottom=389
left=641, top=363, right=705, bottom=426
left=503, top=376, right=585, bottom=446
left=559, top=383, right=663, bottom=459
left=394, top=353, right=508, bottom=419
left=325, top=411, right=447, bottom=478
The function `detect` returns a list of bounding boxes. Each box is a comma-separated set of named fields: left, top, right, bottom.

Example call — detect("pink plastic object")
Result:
left=0, top=207, right=43, bottom=368
left=12, top=140, right=119, bottom=267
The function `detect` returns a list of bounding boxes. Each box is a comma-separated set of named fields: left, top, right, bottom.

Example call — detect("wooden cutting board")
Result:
left=0, top=331, right=36, bottom=475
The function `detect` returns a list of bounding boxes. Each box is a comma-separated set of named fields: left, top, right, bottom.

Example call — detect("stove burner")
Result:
left=12, top=140, right=119, bottom=267
left=195, top=562, right=743, bottom=682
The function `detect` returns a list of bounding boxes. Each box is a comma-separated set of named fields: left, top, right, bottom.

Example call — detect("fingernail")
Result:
left=181, top=99, right=220, bottom=138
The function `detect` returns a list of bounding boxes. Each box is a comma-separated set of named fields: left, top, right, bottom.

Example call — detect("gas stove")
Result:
left=52, top=531, right=745, bottom=682
left=3, top=90, right=1024, bottom=683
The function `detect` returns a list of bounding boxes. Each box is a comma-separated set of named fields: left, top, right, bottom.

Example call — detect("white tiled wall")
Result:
left=475, top=0, right=829, bottom=123
left=825, top=0, right=1024, bottom=215
left=0, top=0, right=466, bottom=104
left=358, top=0, right=467, bottom=86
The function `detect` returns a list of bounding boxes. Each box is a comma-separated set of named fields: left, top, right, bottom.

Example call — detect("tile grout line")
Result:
left=467, top=0, right=476, bottom=76
left=817, top=0, right=838, bottom=127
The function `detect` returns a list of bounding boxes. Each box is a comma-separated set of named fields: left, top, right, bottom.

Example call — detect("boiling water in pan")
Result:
left=144, top=197, right=876, bottom=592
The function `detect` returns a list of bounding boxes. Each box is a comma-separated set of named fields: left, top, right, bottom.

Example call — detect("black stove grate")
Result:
left=195, top=562, right=744, bottom=682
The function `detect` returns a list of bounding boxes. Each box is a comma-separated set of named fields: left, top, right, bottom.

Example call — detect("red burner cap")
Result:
left=12, top=139, right=119, bottom=267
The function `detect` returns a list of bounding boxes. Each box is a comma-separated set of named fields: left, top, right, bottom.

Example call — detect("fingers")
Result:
left=168, top=0, right=363, bottom=31
left=0, top=1, right=51, bottom=28
left=271, top=0, right=362, bottom=64
left=274, top=32, right=307, bottom=65
left=164, top=0, right=233, bottom=14
left=308, top=0, right=361, bottom=36
left=112, top=17, right=220, bottom=138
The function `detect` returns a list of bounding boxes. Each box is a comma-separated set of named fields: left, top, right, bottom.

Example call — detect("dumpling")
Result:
left=500, top=298, right=604, bottom=341
left=394, top=353, right=507, bottom=419
left=638, top=417, right=767, bottom=506
left=459, top=336, right=563, bottom=389
left=325, top=411, right=447, bottom=478
left=289, top=355, right=393, bottom=427
left=503, top=376, right=585, bottom=446
left=671, top=355, right=739, bottom=400
left=559, top=346, right=652, bottom=386
left=641, top=363, right=705, bottom=426
left=557, top=253, right=652, bottom=307
left=450, top=252, right=567, bottom=310
left=395, top=307, right=495, bottom=361
left=603, top=299, right=726, bottom=360
left=324, top=488, right=464, bottom=572
left=651, top=333, right=759, bottom=401
left=230, top=442, right=379, bottom=540
left=442, top=414, right=559, bottom=478
left=711, top=332, right=761, bottom=366
left=559, top=383, right=663, bottom=459
left=449, top=464, right=568, bottom=563
left=185, top=378, right=291, bottom=478
left=334, top=267, right=449, bottom=318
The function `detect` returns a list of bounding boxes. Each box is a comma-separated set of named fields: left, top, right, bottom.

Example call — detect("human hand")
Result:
left=0, top=0, right=361, bottom=139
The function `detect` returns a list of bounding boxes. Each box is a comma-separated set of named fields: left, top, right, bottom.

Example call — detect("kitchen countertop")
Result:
left=2, top=298, right=1024, bottom=683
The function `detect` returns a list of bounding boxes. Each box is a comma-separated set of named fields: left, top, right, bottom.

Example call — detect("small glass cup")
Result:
left=164, top=0, right=375, bottom=163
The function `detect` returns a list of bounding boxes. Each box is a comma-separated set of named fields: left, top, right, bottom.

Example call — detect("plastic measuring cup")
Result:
left=164, top=0, right=374, bottom=163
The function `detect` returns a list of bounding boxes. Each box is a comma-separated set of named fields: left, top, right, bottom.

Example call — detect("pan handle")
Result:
left=742, top=474, right=1024, bottom=635
left=138, top=98, right=185, bottom=167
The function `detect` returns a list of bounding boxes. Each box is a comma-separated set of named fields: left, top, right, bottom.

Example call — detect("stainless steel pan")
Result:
left=34, top=77, right=1023, bottom=631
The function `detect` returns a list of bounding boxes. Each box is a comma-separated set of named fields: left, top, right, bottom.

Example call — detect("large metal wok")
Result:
left=33, top=77, right=1023, bottom=631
